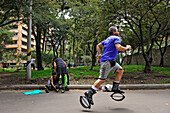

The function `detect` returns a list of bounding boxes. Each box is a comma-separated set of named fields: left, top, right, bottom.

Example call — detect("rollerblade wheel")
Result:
left=80, top=96, right=91, bottom=109
left=110, top=92, right=125, bottom=101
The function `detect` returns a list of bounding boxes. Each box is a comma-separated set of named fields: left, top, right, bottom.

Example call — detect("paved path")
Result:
left=0, top=90, right=170, bottom=113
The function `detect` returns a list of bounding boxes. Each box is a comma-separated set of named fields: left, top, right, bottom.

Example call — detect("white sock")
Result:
left=114, top=81, right=120, bottom=83
left=91, top=85, right=99, bottom=91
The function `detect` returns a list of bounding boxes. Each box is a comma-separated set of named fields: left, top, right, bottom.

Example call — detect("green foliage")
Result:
left=0, top=0, right=23, bottom=27
left=41, top=52, right=54, bottom=66
left=1, top=0, right=169, bottom=72
left=0, top=26, right=15, bottom=60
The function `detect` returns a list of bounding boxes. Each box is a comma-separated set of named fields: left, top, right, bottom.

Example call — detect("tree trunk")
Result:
left=60, top=39, right=62, bottom=58
left=76, top=39, right=79, bottom=66
left=35, top=25, right=44, bottom=70
left=160, top=55, right=164, bottom=67
left=144, top=61, right=151, bottom=73
left=42, top=29, right=46, bottom=53
left=90, top=39, right=97, bottom=70
left=142, top=52, right=151, bottom=72
left=72, top=37, right=76, bottom=67
left=63, top=39, right=65, bottom=59
left=136, top=46, right=140, bottom=65
left=69, top=47, right=71, bottom=69
left=157, top=32, right=168, bottom=67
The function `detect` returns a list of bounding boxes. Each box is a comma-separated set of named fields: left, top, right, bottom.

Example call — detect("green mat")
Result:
left=23, top=90, right=44, bottom=95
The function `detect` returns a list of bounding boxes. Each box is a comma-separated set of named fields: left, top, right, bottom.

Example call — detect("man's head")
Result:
left=108, top=26, right=119, bottom=36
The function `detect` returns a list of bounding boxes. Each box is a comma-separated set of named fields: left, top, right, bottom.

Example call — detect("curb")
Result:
left=0, top=84, right=170, bottom=90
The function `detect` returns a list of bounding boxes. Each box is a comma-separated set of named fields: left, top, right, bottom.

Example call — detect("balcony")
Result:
left=6, top=44, right=18, bottom=48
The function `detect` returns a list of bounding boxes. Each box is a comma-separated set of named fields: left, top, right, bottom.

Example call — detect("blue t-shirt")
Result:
left=100, top=35, right=121, bottom=62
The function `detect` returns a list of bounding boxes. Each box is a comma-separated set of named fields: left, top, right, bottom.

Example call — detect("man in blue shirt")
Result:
left=84, top=26, right=131, bottom=106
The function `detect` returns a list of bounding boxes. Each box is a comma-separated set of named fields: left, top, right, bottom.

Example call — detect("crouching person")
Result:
left=45, top=71, right=57, bottom=93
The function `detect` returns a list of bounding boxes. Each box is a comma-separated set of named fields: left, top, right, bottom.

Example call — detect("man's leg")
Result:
left=33, top=64, right=35, bottom=70
left=112, top=69, right=124, bottom=93
left=115, top=69, right=123, bottom=81
left=84, top=61, right=109, bottom=105
left=56, top=74, right=60, bottom=92
left=61, top=73, right=65, bottom=93
left=84, top=79, right=106, bottom=105
left=93, top=79, right=106, bottom=89
left=45, top=79, right=51, bottom=93
left=65, top=74, right=69, bottom=91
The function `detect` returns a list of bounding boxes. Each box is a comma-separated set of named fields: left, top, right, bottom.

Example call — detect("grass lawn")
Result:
left=1, top=65, right=169, bottom=81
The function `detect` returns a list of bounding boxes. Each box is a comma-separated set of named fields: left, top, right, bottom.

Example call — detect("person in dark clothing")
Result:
left=53, top=57, right=68, bottom=93
left=45, top=71, right=57, bottom=93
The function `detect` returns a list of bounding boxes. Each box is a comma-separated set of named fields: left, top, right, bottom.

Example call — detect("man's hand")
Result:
left=54, top=86, right=56, bottom=89
left=126, top=45, right=131, bottom=50
left=98, top=56, right=101, bottom=62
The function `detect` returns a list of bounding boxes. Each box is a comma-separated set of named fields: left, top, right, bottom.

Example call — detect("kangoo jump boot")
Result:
left=56, top=84, right=60, bottom=92
left=84, top=88, right=96, bottom=105
left=45, top=85, right=50, bottom=93
left=112, top=82, right=124, bottom=93
left=61, top=85, right=65, bottom=93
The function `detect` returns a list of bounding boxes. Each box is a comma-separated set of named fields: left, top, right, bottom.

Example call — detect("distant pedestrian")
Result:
left=31, top=56, right=35, bottom=70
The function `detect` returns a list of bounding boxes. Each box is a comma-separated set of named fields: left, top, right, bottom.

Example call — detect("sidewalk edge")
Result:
left=0, top=84, right=170, bottom=90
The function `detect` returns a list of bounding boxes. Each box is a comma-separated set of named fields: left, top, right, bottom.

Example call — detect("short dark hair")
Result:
left=53, top=56, right=58, bottom=62
left=108, top=26, right=117, bottom=35
left=52, top=71, right=56, bottom=75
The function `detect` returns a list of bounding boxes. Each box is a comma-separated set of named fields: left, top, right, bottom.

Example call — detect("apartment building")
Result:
left=1, top=23, right=36, bottom=68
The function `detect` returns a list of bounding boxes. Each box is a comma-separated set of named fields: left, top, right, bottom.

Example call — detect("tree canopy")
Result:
left=0, top=0, right=169, bottom=71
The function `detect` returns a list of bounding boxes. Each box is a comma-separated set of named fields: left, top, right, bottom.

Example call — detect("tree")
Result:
left=0, top=0, right=24, bottom=27
left=22, top=0, right=61, bottom=70
left=100, top=0, right=169, bottom=72
left=70, top=1, right=104, bottom=69
left=155, top=32, right=169, bottom=67
left=0, top=26, right=14, bottom=61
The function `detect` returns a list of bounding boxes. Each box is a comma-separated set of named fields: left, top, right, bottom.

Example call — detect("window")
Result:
left=12, top=33, right=18, bottom=37
left=22, top=29, right=27, bottom=33
left=21, top=49, right=27, bottom=53
left=6, top=48, right=17, bottom=52
left=22, top=34, right=27, bottom=39
left=22, top=42, right=27, bottom=46
left=10, top=28, right=18, bottom=30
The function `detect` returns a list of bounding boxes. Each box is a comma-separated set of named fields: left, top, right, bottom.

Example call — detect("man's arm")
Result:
left=96, top=43, right=104, bottom=55
left=96, top=43, right=104, bottom=62
left=115, top=44, right=131, bottom=51
left=50, top=76, right=56, bottom=89
left=53, top=62, right=57, bottom=75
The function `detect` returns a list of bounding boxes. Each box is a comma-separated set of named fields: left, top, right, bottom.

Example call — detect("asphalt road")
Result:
left=0, top=89, right=170, bottom=113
